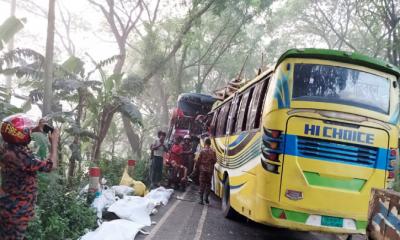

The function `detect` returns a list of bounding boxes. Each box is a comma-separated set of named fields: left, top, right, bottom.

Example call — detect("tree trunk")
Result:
left=122, top=116, right=141, bottom=159
left=176, top=45, right=188, bottom=94
left=68, top=89, right=84, bottom=182
left=113, top=47, right=126, bottom=75
left=43, top=0, right=56, bottom=116
left=92, top=104, right=117, bottom=162
left=154, top=75, right=169, bottom=127
left=114, top=46, right=141, bottom=159
left=6, top=0, right=16, bottom=90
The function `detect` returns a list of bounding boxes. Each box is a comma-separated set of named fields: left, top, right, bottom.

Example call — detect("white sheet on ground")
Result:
left=107, top=196, right=156, bottom=226
left=80, top=219, right=144, bottom=240
left=91, top=189, right=117, bottom=218
left=81, top=186, right=174, bottom=240
left=145, top=187, right=174, bottom=206
left=112, top=185, right=135, bottom=196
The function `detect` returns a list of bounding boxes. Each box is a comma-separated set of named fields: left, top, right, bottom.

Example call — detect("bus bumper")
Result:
left=254, top=199, right=367, bottom=234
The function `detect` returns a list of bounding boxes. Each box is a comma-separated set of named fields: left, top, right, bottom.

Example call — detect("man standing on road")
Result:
left=150, top=131, right=167, bottom=188
left=0, top=114, right=59, bottom=240
left=195, top=138, right=216, bottom=205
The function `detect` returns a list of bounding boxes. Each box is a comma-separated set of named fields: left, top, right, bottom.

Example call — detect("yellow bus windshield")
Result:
left=292, top=64, right=390, bottom=114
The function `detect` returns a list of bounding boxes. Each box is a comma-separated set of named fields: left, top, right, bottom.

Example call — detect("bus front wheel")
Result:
left=222, top=177, right=238, bottom=219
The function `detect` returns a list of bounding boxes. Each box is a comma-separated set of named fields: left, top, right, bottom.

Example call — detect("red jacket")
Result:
left=170, top=144, right=183, bottom=165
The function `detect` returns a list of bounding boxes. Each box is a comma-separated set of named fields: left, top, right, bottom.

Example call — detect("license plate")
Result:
left=321, top=216, right=343, bottom=227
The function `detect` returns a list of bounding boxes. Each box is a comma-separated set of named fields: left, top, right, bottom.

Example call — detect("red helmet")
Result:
left=1, top=114, right=36, bottom=145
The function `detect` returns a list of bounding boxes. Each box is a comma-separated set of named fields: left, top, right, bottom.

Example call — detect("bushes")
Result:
left=133, top=159, right=151, bottom=185
left=98, top=158, right=126, bottom=186
left=24, top=155, right=151, bottom=239
left=26, top=173, right=97, bottom=240
left=99, top=157, right=151, bottom=186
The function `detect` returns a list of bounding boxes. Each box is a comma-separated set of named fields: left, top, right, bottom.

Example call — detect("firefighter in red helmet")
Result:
left=0, top=114, right=59, bottom=240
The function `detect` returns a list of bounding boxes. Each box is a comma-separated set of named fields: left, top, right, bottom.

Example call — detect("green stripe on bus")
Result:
left=285, top=210, right=309, bottom=223
left=356, top=220, right=367, bottom=230
left=271, top=207, right=309, bottom=223
left=304, top=171, right=366, bottom=191
left=271, top=207, right=283, bottom=218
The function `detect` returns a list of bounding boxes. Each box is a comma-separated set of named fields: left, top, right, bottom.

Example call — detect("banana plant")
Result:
left=0, top=16, right=25, bottom=118
left=0, top=16, right=25, bottom=51
left=0, top=50, right=143, bottom=164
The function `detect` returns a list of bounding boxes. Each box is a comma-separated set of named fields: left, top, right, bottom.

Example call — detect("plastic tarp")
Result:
left=177, top=93, right=216, bottom=116
left=145, top=187, right=174, bottom=206
left=81, top=187, right=174, bottom=240
left=119, top=168, right=146, bottom=196
left=91, top=188, right=117, bottom=218
left=80, top=219, right=144, bottom=240
left=112, top=185, right=135, bottom=196
left=107, top=196, right=155, bottom=227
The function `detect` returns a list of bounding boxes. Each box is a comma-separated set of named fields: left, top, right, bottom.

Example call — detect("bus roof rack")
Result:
left=213, top=77, right=247, bottom=100
left=276, top=48, right=400, bottom=78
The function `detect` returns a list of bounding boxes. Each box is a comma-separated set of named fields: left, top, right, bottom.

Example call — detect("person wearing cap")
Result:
left=0, top=114, right=59, bottom=239
left=150, top=131, right=167, bottom=188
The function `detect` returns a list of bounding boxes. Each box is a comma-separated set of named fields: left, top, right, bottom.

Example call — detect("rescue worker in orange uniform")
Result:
left=0, top=114, right=59, bottom=240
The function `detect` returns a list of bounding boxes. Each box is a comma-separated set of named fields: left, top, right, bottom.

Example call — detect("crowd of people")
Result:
left=149, top=131, right=217, bottom=205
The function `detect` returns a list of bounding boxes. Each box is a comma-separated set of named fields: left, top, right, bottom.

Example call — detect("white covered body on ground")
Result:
left=80, top=187, right=174, bottom=240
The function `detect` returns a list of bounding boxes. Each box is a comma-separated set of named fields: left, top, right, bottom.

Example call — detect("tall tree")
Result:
left=6, top=0, right=16, bottom=90
left=89, top=0, right=144, bottom=158
left=43, top=0, right=56, bottom=116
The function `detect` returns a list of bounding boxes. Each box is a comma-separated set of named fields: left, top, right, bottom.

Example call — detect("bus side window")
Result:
left=216, top=101, right=231, bottom=137
left=235, top=87, right=254, bottom=132
left=227, top=95, right=242, bottom=135
left=254, top=76, right=271, bottom=128
left=210, top=110, right=219, bottom=136
left=247, top=76, right=270, bottom=129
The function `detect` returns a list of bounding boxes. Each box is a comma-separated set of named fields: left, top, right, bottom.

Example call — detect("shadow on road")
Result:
left=200, top=192, right=340, bottom=240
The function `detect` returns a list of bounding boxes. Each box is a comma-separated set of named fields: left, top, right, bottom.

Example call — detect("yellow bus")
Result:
left=210, top=48, right=400, bottom=234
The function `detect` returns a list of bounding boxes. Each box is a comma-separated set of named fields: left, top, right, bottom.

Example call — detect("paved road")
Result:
left=136, top=185, right=342, bottom=240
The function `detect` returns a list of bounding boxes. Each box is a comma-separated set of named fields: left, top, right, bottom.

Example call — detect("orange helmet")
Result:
left=1, top=114, right=36, bottom=145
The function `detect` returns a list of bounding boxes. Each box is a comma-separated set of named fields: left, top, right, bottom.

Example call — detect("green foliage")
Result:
left=61, top=56, right=85, bottom=77
left=30, top=132, right=50, bottom=160
left=133, top=159, right=151, bottom=185
left=0, top=86, right=22, bottom=119
left=26, top=173, right=97, bottom=240
left=99, top=158, right=126, bottom=186
left=0, top=16, right=25, bottom=50
left=115, top=96, right=143, bottom=126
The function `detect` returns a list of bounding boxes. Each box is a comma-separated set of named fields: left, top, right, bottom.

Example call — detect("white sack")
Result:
left=112, top=185, right=135, bottom=196
left=80, top=219, right=144, bottom=240
left=91, top=189, right=117, bottom=218
left=107, top=196, right=155, bottom=226
left=145, top=187, right=174, bottom=206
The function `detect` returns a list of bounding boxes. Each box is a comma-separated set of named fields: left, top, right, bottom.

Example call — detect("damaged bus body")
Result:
left=210, top=48, right=400, bottom=234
